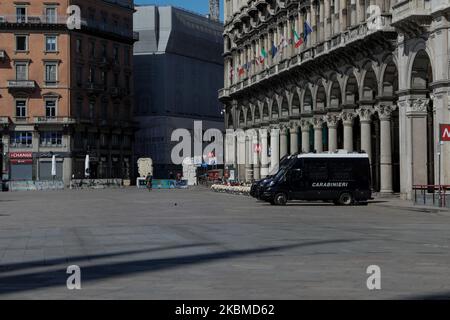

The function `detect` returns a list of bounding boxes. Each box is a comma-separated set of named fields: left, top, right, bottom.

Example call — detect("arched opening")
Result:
left=371, top=112, right=381, bottom=192
left=345, top=74, right=359, bottom=104
left=330, top=81, right=342, bottom=109
left=322, top=122, right=329, bottom=152
left=382, top=58, right=400, bottom=193
left=411, top=50, right=434, bottom=187
left=316, top=85, right=326, bottom=111
left=303, top=88, right=313, bottom=113
left=263, top=102, right=270, bottom=122
left=238, top=108, right=245, bottom=127
left=246, top=107, right=253, bottom=126
left=254, top=105, right=261, bottom=123
left=226, top=111, right=232, bottom=129
left=337, top=119, right=344, bottom=149
left=281, top=97, right=289, bottom=118
left=292, top=92, right=301, bottom=115
left=362, top=67, right=378, bottom=100
left=271, top=100, right=279, bottom=120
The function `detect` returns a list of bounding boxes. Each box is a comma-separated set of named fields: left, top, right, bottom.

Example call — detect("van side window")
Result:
left=304, top=160, right=328, bottom=180
left=329, top=161, right=353, bottom=180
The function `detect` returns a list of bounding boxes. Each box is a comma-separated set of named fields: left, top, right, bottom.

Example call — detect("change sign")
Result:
left=440, top=124, right=450, bottom=141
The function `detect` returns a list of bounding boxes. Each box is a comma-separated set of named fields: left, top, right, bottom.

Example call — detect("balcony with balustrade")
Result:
left=221, top=14, right=396, bottom=101
left=0, top=14, right=136, bottom=42
left=391, top=0, right=433, bottom=31
left=33, top=117, right=76, bottom=125
left=7, top=80, right=36, bottom=93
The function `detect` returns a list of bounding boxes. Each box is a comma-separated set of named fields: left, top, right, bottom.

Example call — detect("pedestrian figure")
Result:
left=145, top=173, right=153, bottom=191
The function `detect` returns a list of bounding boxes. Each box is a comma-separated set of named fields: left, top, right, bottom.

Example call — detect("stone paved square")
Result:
left=0, top=187, right=450, bottom=299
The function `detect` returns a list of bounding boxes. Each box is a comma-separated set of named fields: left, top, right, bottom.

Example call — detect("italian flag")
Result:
left=293, top=29, right=304, bottom=48
left=260, top=47, right=268, bottom=63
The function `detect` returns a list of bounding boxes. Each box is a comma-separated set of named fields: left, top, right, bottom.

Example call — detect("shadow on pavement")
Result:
left=0, top=239, right=356, bottom=296
left=0, top=243, right=218, bottom=275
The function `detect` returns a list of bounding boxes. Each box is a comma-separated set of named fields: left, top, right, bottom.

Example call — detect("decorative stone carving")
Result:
left=376, top=104, right=397, bottom=121
left=300, top=119, right=311, bottom=131
left=407, top=98, right=430, bottom=114
left=357, top=107, right=374, bottom=123
left=313, top=116, right=324, bottom=129
left=340, top=111, right=356, bottom=125
left=325, top=114, right=339, bottom=128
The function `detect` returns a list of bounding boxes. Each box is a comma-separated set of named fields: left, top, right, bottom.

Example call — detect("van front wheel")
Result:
left=338, top=192, right=353, bottom=206
left=274, top=193, right=288, bottom=206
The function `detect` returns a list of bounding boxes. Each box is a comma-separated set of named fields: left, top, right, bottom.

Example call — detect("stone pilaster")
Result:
left=341, top=111, right=356, bottom=152
left=280, top=125, right=289, bottom=158
left=313, top=117, right=324, bottom=153
left=376, top=104, right=396, bottom=193
left=325, top=114, right=339, bottom=152
left=269, top=127, right=280, bottom=173
left=259, top=127, right=269, bottom=178
left=300, top=119, right=311, bottom=153
left=289, top=121, right=299, bottom=154
left=357, top=106, right=374, bottom=160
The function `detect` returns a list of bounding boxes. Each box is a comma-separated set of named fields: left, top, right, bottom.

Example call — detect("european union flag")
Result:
left=304, top=22, right=313, bottom=41
left=271, top=42, right=278, bottom=57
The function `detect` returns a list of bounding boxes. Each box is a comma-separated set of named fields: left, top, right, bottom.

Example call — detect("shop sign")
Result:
left=10, top=152, right=33, bottom=159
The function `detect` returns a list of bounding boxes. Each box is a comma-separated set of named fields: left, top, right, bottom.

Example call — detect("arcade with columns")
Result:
left=219, top=0, right=450, bottom=199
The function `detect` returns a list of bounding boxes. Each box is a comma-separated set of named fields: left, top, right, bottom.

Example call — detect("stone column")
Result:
left=358, top=106, right=373, bottom=160
left=236, top=129, right=246, bottom=181
left=280, top=125, right=288, bottom=158
left=225, top=128, right=236, bottom=167
left=407, top=99, right=429, bottom=188
left=341, top=111, right=355, bottom=152
left=326, top=114, right=339, bottom=152
left=290, top=122, right=299, bottom=154
left=259, top=127, right=269, bottom=177
left=301, top=120, right=311, bottom=153
left=377, top=104, right=396, bottom=193
left=313, top=117, right=324, bottom=153
left=252, top=130, right=260, bottom=181
left=245, top=135, right=252, bottom=182
left=270, top=127, right=280, bottom=172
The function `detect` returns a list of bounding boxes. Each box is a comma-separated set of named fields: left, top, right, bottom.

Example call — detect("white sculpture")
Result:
left=137, top=158, right=153, bottom=178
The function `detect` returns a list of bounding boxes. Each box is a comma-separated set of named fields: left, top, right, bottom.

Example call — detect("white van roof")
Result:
left=297, top=152, right=369, bottom=159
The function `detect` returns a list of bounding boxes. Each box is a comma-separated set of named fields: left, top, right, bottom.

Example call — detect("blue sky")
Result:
left=135, top=1, right=222, bottom=18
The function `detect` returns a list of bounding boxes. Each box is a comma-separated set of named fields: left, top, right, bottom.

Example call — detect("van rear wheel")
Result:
left=338, top=192, right=353, bottom=206
left=274, top=193, right=288, bottom=206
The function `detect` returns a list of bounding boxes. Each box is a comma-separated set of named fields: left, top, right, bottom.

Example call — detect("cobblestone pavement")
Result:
left=0, top=187, right=449, bottom=299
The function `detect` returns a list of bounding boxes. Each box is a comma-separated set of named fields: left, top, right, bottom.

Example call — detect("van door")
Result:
left=303, top=159, right=329, bottom=200
left=287, top=159, right=306, bottom=200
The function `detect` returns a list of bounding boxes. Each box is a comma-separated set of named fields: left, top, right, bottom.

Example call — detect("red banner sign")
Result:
left=9, top=152, right=33, bottom=159
left=10, top=159, right=33, bottom=165
left=440, top=124, right=450, bottom=141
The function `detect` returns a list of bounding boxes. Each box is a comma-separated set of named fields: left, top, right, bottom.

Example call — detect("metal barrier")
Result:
left=413, top=185, right=450, bottom=207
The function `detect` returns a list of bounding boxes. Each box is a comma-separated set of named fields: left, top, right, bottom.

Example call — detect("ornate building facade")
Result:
left=219, top=0, right=450, bottom=199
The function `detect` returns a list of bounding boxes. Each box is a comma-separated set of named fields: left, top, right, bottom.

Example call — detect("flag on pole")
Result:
left=304, top=22, right=313, bottom=41
left=279, top=35, right=288, bottom=51
left=260, top=47, right=268, bottom=63
left=293, top=29, right=304, bottom=48
left=271, top=42, right=278, bottom=57
left=238, top=65, right=245, bottom=77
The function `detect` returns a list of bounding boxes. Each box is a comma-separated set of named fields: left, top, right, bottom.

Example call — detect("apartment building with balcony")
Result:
left=220, top=0, right=450, bottom=199
left=0, top=0, right=137, bottom=186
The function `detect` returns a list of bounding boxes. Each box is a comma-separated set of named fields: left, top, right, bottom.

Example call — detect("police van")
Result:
left=261, top=152, right=372, bottom=206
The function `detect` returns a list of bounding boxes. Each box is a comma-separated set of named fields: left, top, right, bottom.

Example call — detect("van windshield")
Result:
left=273, top=168, right=286, bottom=182
left=268, top=156, right=293, bottom=176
